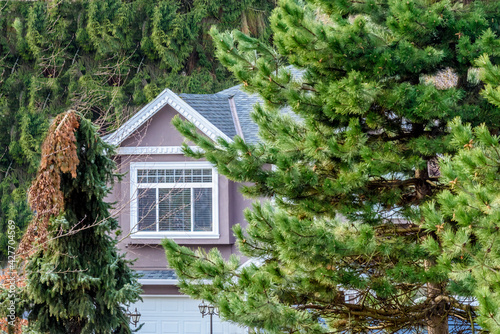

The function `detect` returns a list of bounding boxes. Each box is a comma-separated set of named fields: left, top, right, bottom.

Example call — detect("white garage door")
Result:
left=130, top=295, right=248, bottom=334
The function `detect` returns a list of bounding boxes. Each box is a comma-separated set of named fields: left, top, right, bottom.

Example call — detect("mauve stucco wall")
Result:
left=228, top=181, right=253, bottom=243
left=109, top=104, right=254, bottom=273
left=121, top=104, right=188, bottom=147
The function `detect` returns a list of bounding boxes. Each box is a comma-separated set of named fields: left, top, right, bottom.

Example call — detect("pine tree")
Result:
left=18, top=110, right=142, bottom=333
left=163, top=0, right=500, bottom=333
left=423, top=120, right=500, bottom=334
left=422, top=55, right=500, bottom=333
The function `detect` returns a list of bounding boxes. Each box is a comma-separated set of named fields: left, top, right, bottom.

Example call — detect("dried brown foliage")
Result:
left=17, top=110, right=80, bottom=258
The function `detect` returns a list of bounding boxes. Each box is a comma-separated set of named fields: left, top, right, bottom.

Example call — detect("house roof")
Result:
left=104, top=67, right=304, bottom=146
left=179, top=93, right=238, bottom=138
left=218, top=85, right=262, bottom=144
left=136, top=270, right=177, bottom=280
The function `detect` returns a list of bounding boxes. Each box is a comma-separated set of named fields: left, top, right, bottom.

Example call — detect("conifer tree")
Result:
left=423, top=119, right=500, bottom=334
left=422, top=54, right=500, bottom=333
left=164, top=0, right=500, bottom=333
left=19, top=111, right=142, bottom=333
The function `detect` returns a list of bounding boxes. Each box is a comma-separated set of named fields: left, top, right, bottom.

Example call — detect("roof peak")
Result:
left=104, top=89, right=233, bottom=146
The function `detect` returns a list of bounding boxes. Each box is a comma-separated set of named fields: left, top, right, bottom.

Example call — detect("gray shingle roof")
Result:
left=216, top=66, right=305, bottom=144
left=135, top=270, right=177, bottom=280
left=218, top=85, right=263, bottom=144
left=105, top=66, right=304, bottom=146
left=179, top=93, right=237, bottom=138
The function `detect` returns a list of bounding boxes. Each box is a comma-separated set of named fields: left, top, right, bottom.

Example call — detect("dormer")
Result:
left=104, top=88, right=255, bottom=245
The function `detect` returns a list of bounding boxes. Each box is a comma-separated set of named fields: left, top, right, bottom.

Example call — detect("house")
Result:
left=104, top=85, right=263, bottom=334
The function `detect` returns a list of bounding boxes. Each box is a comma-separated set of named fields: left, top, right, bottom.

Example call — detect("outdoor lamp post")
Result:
left=198, top=300, right=219, bottom=334
left=126, top=307, right=141, bottom=327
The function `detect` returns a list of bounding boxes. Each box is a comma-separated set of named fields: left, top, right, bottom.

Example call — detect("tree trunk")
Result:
left=427, top=279, right=450, bottom=334
left=417, top=168, right=449, bottom=334
left=427, top=315, right=450, bottom=334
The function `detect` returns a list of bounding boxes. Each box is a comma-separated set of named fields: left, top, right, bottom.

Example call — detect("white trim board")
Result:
left=104, top=89, right=233, bottom=146
left=138, top=279, right=179, bottom=286
left=116, top=146, right=202, bottom=155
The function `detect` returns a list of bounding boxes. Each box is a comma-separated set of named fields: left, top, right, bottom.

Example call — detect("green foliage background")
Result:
left=0, top=0, right=274, bottom=261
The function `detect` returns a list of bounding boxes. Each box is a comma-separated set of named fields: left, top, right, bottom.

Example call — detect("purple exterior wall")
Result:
left=109, top=104, right=253, bottom=293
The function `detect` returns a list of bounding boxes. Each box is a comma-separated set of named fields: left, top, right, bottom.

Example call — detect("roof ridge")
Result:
left=228, top=96, right=244, bottom=140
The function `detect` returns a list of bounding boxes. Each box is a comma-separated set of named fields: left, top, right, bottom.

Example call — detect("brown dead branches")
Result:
left=18, top=110, right=80, bottom=258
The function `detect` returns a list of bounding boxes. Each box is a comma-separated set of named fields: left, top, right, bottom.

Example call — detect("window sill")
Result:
left=130, top=232, right=220, bottom=240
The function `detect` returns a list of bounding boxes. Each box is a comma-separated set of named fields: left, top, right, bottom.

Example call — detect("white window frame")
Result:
left=130, top=161, right=219, bottom=239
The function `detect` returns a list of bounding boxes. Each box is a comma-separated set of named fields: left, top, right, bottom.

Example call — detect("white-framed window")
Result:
left=130, top=162, right=219, bottom=239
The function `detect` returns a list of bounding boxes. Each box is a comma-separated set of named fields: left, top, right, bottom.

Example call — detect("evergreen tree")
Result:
left=18, top=110, right=142, bottom=333
left=0, top=0, right=275, bottom=262
left=423, top=120, right=500, bottom=334
left=422, top=56, right=500, bottom=333
left=163, top=0, right=500, bottom=333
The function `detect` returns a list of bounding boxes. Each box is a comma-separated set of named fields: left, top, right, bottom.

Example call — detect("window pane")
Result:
left=174, top=169, right=184, bottom=183
left=139, top=168, right=212, bottom=184
left=138, top=170, right=148, bottom=183
left=184, top=169, right=192, bottom=183
left=147, top=169, right=157, bottom=183
left=193, top=169, right=202, bottom=182
left=165, top=170, right=174, bottom=183
left=158, top=169, right=166, bottom=183
left=158, top=188, right=191, bottom=231
left=137, top=188, right=156, bottom=231
left=202, top=169, right=212, bottom=182
left=193, top=188, right=212, bottom=231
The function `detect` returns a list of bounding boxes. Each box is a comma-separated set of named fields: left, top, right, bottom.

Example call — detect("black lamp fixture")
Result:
left=126, top=307, right=141, bottom=327
left=198, top=300, right=219, bottom=334
left=198, top=300, right=208, bottom=314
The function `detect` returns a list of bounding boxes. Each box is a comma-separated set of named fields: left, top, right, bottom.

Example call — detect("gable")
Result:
left=104, top=89, right=233, bottom=148
left=120, top=104, right=187, bottom=148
